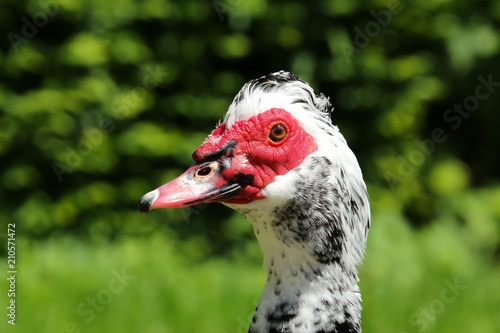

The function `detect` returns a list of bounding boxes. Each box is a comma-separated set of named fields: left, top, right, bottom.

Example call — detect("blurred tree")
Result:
left=1, top=0, right=499, bottom=247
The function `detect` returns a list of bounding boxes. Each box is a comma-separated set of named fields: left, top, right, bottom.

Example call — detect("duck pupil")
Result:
left=270, top=124, right=286, bottom=141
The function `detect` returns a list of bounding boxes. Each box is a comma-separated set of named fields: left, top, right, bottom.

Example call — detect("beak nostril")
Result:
left=197, top=167, right=212, bottom=177
left=194, top=162, right=218, bottom=179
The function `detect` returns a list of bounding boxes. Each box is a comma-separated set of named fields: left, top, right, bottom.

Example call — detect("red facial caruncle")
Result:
left=139, top=108, right=317, bottom=212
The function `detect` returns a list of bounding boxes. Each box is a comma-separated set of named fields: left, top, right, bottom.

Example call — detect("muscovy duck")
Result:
left=139, top=71, right=370, bottom=333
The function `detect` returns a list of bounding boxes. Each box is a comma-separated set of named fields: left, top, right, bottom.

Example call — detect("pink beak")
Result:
left=138, top=161, right=242, bottom=213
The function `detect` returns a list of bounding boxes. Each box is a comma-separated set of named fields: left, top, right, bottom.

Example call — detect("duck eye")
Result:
left=269, top=123, right=287, bottom=143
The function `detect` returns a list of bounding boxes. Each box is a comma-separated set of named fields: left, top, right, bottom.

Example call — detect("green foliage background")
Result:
left=1, top=0, right=499, bottom=332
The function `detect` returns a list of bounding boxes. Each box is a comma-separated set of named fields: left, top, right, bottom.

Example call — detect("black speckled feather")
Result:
left=220, top=72, right=371, bottom=333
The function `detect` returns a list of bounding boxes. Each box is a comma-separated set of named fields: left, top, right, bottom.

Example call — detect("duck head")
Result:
left=139, top=71, right=370, bottom=333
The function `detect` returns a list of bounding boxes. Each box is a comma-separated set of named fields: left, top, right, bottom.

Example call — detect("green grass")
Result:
left=1, top=234, right=264, bottom=333
left=1, top=213, right=499, bottom=333
left=361, top=211, right=500, bottom=333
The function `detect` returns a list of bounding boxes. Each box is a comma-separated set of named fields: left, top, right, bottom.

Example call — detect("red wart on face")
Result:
left=139, top=108, right=318, bottom=212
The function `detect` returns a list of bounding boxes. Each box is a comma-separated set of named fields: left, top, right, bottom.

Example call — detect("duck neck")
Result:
left=247, top=225, right=362, bottom=333
left=228, top=155, right=370, bottom=333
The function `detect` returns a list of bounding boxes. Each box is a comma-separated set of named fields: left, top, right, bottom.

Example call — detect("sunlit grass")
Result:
left=2, top=234, right=265, bottom=333
left=2, top=216, right=499, bottom=333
